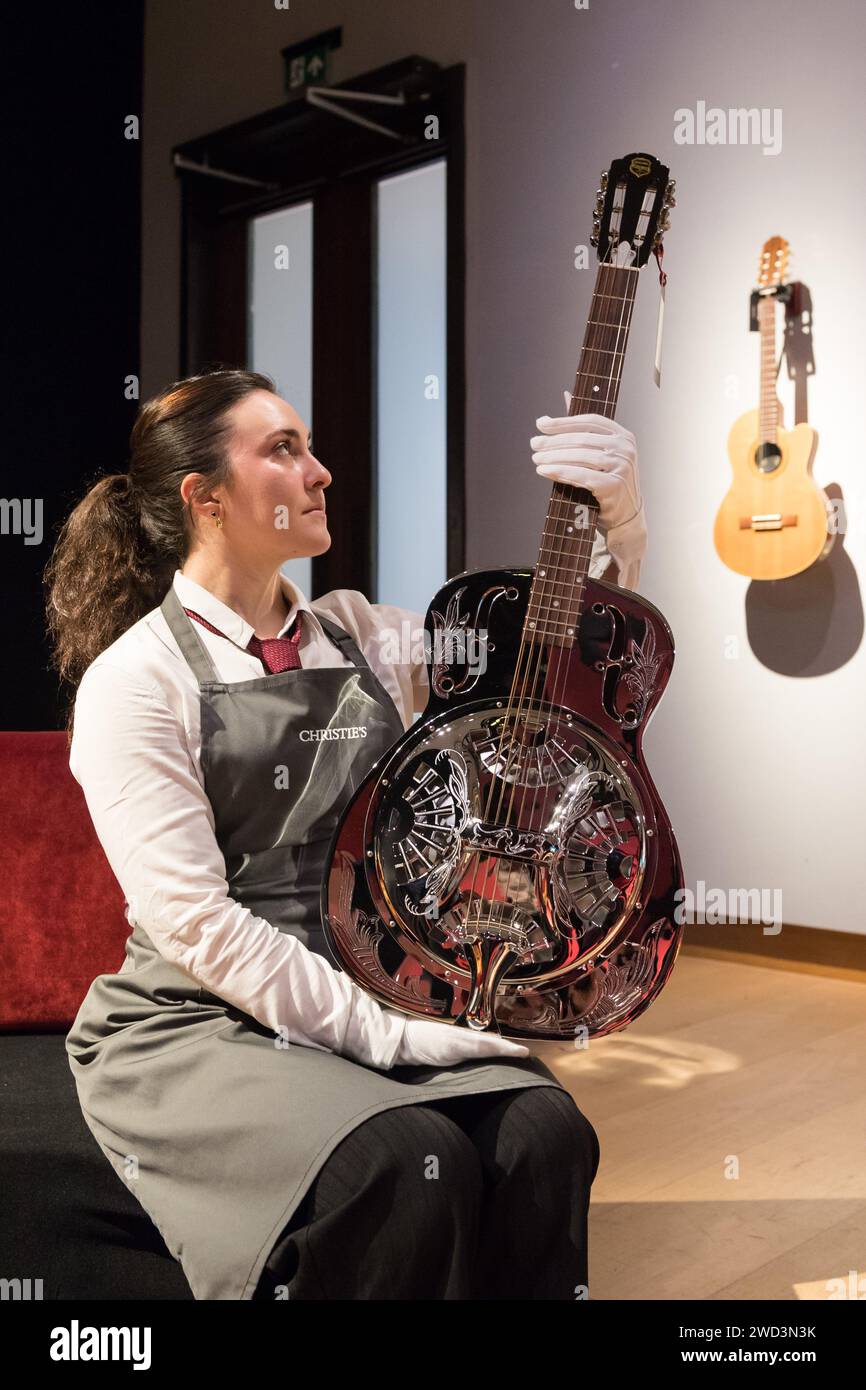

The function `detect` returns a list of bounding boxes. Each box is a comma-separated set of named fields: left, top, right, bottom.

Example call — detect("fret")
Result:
left=574, top=345, right=629, bottom=357
left=528, top=605, right=585, bottom=619
left=536, top=558, right=594, bottom=575
left=529, top=582, right=587, bottom=599
left=529, top=588, right=587, bottom=604
left=539, top=520, right=596, bottom=536
left=583, top=317, right=635, bottom=330
left=530, top=593, right=587, bottom=609
left=525, top=620, right=583, bottom=635
left=526, top=634, right=581, bottom=649
left=539, top=522, right=596, bottom=538
left=524, top=621, right=584, bottom=639
left=536, top=544, right=594, bottom=561
left=525, top=602, right=586, bottom=619
left=526, top=612, right=583, bottom=628
left=535, top=562, right=594, bottom=575
left=585, top=309, right=636, bottom=322
left=535, top=559, right=594, bottom=576
left=539, top=514, right=600, bottom=528
left=531, top=583, right=590, bottom=597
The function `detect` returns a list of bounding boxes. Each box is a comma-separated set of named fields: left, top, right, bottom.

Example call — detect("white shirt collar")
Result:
left=171, top=568, right=324, bottom=647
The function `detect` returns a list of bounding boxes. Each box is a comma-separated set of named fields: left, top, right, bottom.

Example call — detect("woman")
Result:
left=46, top=368, right=647, bottom=1301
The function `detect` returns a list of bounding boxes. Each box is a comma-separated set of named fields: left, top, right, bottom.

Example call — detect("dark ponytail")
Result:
left=44, top=366, right=277, bottom=741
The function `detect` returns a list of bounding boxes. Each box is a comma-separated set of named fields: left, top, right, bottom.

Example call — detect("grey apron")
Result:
left=66, top=583, right=565, bottom=1300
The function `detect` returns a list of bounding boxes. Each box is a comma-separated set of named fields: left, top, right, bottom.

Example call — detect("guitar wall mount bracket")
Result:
left=749, top=282, right=793, bottom=331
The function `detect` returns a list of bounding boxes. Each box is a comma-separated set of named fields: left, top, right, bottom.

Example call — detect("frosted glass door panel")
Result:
left=248, top=202, right=314, bottom=600
left=375, top=161, right=447, bottom=614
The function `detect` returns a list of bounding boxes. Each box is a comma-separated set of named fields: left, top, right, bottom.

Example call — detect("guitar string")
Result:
left=461, top=260, right=631, bottom=945
left=458, top=257, right=638, bottom=987
left=491, top=262, right=628, bottom=839
left=490, top=261, right=637, bottom=935
left=510, top=261, right=637, bottom=858
left=473, top=261, right=634, bottom=991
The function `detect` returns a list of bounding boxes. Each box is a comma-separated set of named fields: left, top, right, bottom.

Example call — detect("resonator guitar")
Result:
left=322, top=152, right=685, bottom=1041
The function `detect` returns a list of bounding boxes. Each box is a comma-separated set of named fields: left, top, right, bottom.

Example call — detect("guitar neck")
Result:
left=758, top=293, right=780, bottom=442
left=524, top=261, right=640, bottom=650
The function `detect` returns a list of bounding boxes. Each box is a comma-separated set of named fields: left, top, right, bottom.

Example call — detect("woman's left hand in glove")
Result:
left=530, top=408, right=648, bottom=589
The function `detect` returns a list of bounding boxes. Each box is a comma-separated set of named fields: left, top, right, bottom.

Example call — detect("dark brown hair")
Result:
left=44, top=366, right=277, bottom=740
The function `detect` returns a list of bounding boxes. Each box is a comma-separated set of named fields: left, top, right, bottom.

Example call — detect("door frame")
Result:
left=173, top=56, right=465, bottom=599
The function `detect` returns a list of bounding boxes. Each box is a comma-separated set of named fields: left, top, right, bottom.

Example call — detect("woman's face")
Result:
left=211, top=389, right=332, bottom=563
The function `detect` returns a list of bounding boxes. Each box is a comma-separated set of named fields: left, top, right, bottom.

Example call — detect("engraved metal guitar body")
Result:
left=322, top=151, right=684, bottom=1039
left=322, top=567, right=683, bottom=1040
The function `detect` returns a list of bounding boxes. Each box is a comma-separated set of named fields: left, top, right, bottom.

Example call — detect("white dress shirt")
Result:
left=70, top=550, right=617, bottom=1069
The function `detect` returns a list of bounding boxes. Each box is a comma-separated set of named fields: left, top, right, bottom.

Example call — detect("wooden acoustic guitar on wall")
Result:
left=713, top=236, right=833, bottom=580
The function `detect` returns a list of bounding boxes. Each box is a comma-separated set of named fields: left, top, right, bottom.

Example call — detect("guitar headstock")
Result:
left=591, top=152, right=675, bottom=267
left=757, top=236, right=790, bottom=288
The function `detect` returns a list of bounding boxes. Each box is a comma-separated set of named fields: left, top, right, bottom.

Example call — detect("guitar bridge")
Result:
left=738, top=513, right=798, bottom=531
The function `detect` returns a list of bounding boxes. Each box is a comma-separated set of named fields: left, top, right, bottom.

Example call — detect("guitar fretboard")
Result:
left=758, top=294, right=780, bottom=443
left=525, top=262, right=639, bottom=648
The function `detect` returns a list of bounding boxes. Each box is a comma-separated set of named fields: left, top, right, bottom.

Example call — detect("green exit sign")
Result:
left=281, top=27, right=341, bottom=94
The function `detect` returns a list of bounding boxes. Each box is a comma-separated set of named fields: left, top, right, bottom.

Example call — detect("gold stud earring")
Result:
left=211, top=510, right=223, bottom=529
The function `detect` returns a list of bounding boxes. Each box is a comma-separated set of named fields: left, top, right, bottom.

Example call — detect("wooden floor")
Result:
left=536, top=951, right=866, bottom=1300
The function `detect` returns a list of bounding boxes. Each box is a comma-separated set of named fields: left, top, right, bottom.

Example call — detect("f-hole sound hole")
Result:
left=754, top=442, right=782, bottom=474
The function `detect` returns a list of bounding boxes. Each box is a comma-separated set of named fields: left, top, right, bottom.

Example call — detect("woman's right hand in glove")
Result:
left=388, top=1011, right=530, bottom=1067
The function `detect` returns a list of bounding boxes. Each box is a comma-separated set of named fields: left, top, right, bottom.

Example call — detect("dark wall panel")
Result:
left=2, top=5, right=144, bottom=729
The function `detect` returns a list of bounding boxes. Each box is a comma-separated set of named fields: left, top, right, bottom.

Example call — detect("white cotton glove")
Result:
left=388, top=1010, right=530, bottom=1067
left=530, top=403, right=648, bottom=591
left=288, top=958, right=529, bottom=1071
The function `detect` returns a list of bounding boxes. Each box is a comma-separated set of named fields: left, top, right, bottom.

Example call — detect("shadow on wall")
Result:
left=745, top=484, right=863, bottom=676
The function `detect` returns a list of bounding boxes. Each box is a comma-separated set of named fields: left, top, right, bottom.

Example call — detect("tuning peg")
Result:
left=665, top=179, right=676, bottom=199
left=658, top=208, right=671, bottom=230
left=590, top=234, right=599, bottom=247
left=600, top=171, right=608, bottom=191
left=664, top=190, right=676, bottom=208
left=595, top=189, right=605, bottom=209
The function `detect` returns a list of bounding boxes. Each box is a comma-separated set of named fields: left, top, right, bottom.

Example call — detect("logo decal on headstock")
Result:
left=592, top=151, right=673, bottom=268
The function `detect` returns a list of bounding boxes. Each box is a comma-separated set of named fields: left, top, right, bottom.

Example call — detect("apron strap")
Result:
left=160, top=584, right=220, bottom=686
left=315, top=614, right=408, bottom=730
left=160, top=582, right=375, bottom=687
left=313, top=611, right=373, bottom=670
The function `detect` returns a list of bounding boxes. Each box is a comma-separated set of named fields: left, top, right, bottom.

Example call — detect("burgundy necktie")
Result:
left=182, top=606, right=303, bottom=673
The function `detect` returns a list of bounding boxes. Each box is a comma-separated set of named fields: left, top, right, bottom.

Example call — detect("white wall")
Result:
left=143, top=0, right=866, bottom=932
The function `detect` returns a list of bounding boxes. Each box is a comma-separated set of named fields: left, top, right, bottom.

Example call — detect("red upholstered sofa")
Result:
left=0, top=731, right=193, bottom=1299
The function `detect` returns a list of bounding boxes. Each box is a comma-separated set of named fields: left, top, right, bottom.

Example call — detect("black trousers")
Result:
left=252, top=1083, right=600, bottom=1300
